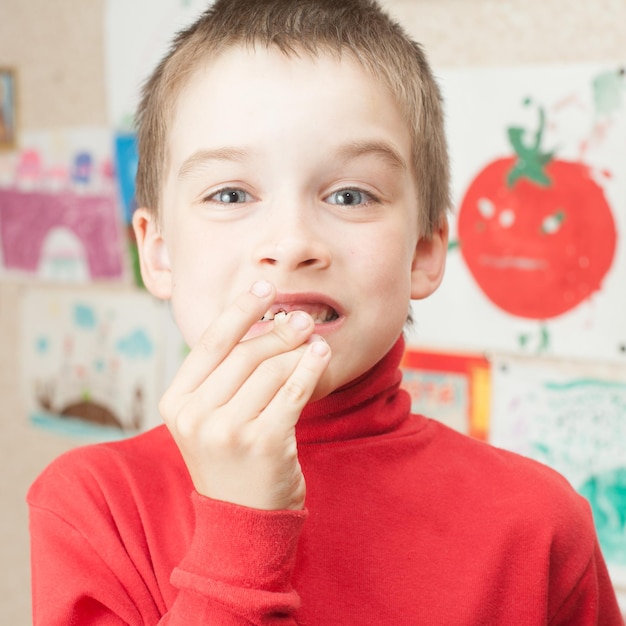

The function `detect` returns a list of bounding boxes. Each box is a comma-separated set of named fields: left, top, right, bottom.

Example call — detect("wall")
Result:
left=1, top=0, right=625, bottom=623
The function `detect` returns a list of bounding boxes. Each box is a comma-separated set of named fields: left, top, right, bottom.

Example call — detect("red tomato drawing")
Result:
left=457, top=101, right=617, bottom=320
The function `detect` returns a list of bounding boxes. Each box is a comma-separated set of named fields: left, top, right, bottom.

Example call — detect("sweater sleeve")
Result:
left=166, top=493, right=306, bottom=625
left=28, top=453, right=306, bottom=625
left=549, top=539, right=625, bottom=626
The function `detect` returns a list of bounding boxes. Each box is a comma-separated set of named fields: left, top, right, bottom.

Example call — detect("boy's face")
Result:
left=136, top=46, right=447, bottom=398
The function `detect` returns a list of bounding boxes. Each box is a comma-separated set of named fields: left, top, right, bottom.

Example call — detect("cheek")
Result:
left=167, top=252, right=224, bottom=348
left=169, top=284, right=211, bottom=348
left=358, top=233, right=414, bottom=296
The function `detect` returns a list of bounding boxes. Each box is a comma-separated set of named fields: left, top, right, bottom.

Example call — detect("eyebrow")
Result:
left=336, top=141, right=407, bottom=172
left=177, top=140, right=407, bottom=179
left=178, top=147, right=251, bottom=179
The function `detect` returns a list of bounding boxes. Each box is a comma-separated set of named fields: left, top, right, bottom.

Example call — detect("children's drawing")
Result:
left=114, top=132, right=143, bottom=287
left=0, top=67, right=16, bottom=150
left=20, top=287, right=167, bottom=440
left=457, top=98, right=616, bottom=324
left=1, top=189, right=124, bottom=280
left=0, top=128, right=127, bottom=282
left=410, top=63, right=626, bottom=363
left=401, top=349, right=490, bottom=440
left=114, top=132, right=138, bottom=223
left=490, top=355, right=626, bottom=588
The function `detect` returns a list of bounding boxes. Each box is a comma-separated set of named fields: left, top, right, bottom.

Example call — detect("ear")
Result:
left=132, top=207, right=173, bottom=300
left=410, top=218, right=449, bottom=300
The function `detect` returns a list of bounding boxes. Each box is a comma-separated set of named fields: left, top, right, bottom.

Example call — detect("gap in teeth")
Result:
left=274, top=310, right=288, bottom=323
left=311, top=308, right=338, bottom=323
left=260, top=309, right=286, bottom=322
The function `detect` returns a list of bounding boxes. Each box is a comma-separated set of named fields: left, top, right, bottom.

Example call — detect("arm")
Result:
left=29, top=281, right=330, bottom=624
left=549, top=541, right=625, bottom=626
left=29, top=493, right=305, bottom=625
left=29, top=502, right=161, bottom=625
left=166, top=494, right=306, bottom=625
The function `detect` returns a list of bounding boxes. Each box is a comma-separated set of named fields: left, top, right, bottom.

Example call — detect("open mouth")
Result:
left=260, top=303, right=339, bottom=324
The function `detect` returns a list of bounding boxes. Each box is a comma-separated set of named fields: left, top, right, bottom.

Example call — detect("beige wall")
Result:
left=1, top=0, right=625, bottom=623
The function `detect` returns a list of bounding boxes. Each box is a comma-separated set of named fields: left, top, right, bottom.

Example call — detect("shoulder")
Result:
left=426, top=421, right=603, bottom=602
left=427, top=419, right=578, bottom=487
left=27, top=425, right=187, bottom=515
left=29, top=425, right=177, bottom=484
left=421, top=421, right=622, bottom=622
left=425, top=419, right=596, bottom=537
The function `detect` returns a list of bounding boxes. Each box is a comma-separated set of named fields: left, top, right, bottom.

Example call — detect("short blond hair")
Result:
left=135, top=0, right=451, bottom=237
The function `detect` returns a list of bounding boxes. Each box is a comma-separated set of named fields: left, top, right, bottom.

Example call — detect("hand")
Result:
left=159, top=280, right=332, bottom=510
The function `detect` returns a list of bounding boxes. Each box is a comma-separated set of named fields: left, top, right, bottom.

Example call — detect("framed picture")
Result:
left=401, top=348, right=491, bottom=440
left=0, top=68, right=17, bottom=150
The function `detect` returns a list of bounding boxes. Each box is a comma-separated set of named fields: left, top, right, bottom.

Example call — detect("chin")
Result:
left=308, top=367, right=341, bottom=402
left=309, top=384, right=333, bottom=403
left=309, top=358, right=368, bottom=402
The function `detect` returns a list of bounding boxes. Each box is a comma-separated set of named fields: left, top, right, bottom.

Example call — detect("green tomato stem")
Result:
left=506, top=98, right=555, bottom=188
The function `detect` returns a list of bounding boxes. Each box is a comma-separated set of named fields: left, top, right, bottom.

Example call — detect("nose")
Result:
left=253, top=209, right=332, bottom=271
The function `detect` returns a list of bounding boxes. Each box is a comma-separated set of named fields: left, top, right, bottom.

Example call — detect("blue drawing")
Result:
left=579, top=467, right=626, bottom=565
left=523, top=377, right=626, bottom=568
left=0, top=72, right=15, bottom=144
left=74, top=304, right=96, bottom=329
left=36, top=336, right=49, bottom=353
left=117, top=329, right=153, bottom=358
left=114, top=133, right=138, bottom=223
left=30, top=411, right=128, bottom=442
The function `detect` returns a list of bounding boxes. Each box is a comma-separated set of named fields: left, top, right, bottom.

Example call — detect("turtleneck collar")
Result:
left=296, top=335, right=413, bottom=445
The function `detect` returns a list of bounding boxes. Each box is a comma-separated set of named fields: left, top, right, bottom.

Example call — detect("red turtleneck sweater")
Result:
left=28, top=339, right=624, bottom=625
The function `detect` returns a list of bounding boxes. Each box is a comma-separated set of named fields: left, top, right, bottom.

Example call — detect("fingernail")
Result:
left=288, top=311, right=310, bottom=330
left=250, top=280, right=272, bottom=297
left=310, top=339, right=330, bottom=356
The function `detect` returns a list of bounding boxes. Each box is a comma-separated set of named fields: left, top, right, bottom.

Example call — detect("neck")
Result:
left=296, top=336, right=411, bottom=444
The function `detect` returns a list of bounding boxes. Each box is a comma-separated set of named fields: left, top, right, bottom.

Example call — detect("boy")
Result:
left=28, top=0, right=624, bottom=623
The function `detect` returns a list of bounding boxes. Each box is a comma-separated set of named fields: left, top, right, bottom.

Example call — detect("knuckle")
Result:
left=171, top=407, right=199, bottom=440
left=250, top=427, right=287, bottom=457
left=158, top=391, right=182, bottom=424
left=209, top=422, right=245, bottom=451
left=232, top=295, right=255, bottom=317
left=272, top=326, right=297, bottom=348
left=196, top=331, right=228, bottom=358
left=164, top=394, right=206, bottom=440
left=256, top=354, right=291, bottom=384
left=249, top=433, right=275, bottom=458
left=280, top=376, right=309, bottom=404
left=273, top=321, right=311, bottom=349
left=158, top=394, right=172, bottom=419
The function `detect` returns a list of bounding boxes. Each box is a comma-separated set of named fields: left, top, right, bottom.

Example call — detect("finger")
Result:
left=164, top=280, right=275, bottom=401
left=257, top=337, right=331, bottom=430
left=193, top=310, right=316, bottom=409
left=215, top=344, right=308, bottom=421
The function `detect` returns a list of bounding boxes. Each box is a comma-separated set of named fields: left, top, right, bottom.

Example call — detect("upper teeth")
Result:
left=260, top=307, right=338, bottom=323
left=260, top=309, right=286, bottom=322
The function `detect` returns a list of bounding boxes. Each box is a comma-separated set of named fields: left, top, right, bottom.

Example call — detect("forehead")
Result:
left=169, top=44, right=412, bottom=162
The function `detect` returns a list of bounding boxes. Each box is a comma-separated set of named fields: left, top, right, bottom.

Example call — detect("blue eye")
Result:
left=326, top=189, right=371, bottom=206
left=208, top=188, right=251, bottom=203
